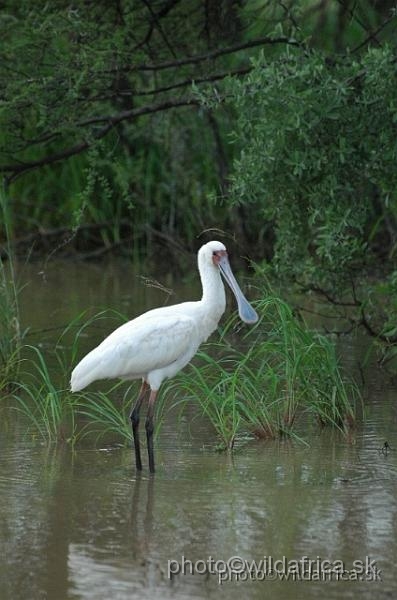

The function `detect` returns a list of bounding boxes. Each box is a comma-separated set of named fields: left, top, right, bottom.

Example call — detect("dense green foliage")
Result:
left=214, top=45, right=397, bottom=297
left=1, top=0, right=244, bottom=251
left=1, top=1, right=396, bottom=265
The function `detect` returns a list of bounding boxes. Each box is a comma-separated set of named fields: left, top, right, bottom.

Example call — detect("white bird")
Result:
left=71, top=240, right=258, bottom=473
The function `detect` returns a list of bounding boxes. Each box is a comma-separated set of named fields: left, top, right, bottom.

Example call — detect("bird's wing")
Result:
left=71, top=312, right=197, bottom=391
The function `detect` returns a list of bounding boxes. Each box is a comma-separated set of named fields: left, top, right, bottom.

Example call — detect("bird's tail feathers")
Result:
left=70, top=350, right=104, bottom=392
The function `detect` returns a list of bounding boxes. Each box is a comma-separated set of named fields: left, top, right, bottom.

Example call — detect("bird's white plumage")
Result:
left=70, top=240, right=257, bottom=394
left=71, top=309, right=200, bottom=391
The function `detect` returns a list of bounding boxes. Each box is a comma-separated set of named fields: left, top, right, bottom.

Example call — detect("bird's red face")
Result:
left=212, top=249, right=227, bottom=266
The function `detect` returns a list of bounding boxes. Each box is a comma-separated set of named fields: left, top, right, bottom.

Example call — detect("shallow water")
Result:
left=1, top=259, right=397, bottom=599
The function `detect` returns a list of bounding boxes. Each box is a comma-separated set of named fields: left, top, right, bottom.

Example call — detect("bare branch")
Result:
left=111, top=35, right=301, bottom=74
left=75, top=97, right=198, bottom=127
left=132, top=0, right=182, bottom=53
left=298, top=282, right=359, bottom=307
left=77, top=65, right=252, bottom=103
left=352, top=9, right=397, bottom=53
left=335, top=0, right=384, bottom=48
left=359, top=308, right=397, bottom=345
left=299, top=279, right=397, bottom=344
left=139, top=0, right=178, bottom=58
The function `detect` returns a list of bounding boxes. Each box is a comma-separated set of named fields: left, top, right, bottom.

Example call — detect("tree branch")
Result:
left=110, top=35, right=301, bottom=74
left=334, top=0, right=397, bottom=52
left=2, top=63, right=253, bottom=169
left=1, top=98, right=198, bottom=181
left=139, top=0, right=178, bottom=58
left=358, top=308, right=397, bottom=345
left=298, top=282, right=359, bottom=307
left=76, top=97, right=198, bottom=128
left=1, top=33, right=301, bottom=182
left=299, top=279, right=397, bottom=345
left=132, top=0, right=182, bottom=53
left=352, top=9, right=397, bottom=53
left=79, top=65, right=253, bottom=102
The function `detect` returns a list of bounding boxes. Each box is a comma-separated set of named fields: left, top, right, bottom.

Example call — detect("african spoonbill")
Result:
left=70, top=240, right=258, bottom=473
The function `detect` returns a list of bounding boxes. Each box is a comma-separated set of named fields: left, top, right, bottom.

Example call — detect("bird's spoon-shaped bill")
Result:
left=218, top=255, right=259, bottom=324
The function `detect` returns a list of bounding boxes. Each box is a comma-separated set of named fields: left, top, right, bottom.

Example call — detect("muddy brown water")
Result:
left=1, top=259, right=397, bottom=599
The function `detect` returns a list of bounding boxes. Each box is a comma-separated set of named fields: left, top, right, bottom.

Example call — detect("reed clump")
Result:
left=169, top=294, right=358, bottom=450
left=0, top=262, right=22, bottom=391
left=76, top=384, right=133, bottom=445
left=11, top=345, right=78, bottom=443
left=0, top=190, right=24, bottom=391
left=9, top=309, right=132, bottom=444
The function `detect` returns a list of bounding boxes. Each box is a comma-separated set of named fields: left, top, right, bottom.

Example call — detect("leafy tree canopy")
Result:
left=218, top=45, right=397, bottom=287
left=1, top=0, right=397, bottom=299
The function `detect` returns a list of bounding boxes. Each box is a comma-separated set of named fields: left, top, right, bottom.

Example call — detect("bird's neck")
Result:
left=199, top=261, right=226, bottom=317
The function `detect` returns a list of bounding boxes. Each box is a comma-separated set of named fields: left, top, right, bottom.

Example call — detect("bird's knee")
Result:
left=145, top=416, right=154, bottom=436
left=130, top=409, right=140, bottom=428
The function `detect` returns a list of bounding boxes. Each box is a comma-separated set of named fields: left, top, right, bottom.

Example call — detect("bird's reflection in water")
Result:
left=130, top=475, right=155, bottom=559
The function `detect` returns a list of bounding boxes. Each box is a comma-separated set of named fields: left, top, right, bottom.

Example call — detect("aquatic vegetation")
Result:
left=8, top=291, right=358, bottom=452
left=0, top=267, right=21, bottom=391
left=11, top=345, right=77, bottom=442
left=11, top=365, right=134, bottom=448
left=10, top=309, right=129, bottom=443
left=0, top=190, right=23, bottom=391
left=76, top=383, right=132, bottom=445
left=168, top=294, right=358, bottom=450
left=167, top=354, right=243, bottom=450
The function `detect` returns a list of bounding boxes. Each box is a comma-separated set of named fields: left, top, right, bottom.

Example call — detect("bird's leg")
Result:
left=146, top=389, right=158, bottom=474
left=130, top=380, right=149, bottom=471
